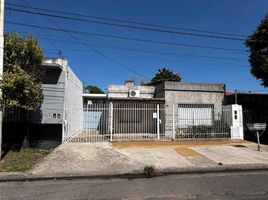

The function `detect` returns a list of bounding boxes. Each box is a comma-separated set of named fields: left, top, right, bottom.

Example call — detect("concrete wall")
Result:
left=63, top=60, right=83, bottom=140
left=156, top=82, right=225, bottom=106
left=155, top=82, right=226, bottom=135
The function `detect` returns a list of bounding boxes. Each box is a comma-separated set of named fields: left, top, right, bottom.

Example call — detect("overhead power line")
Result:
left=6, top=2, right=247, bottom=38
left=6, top=7, right=247, bottom=42
left=45, top=48, right=249, bottom=71
left=20, top=32, right=248, bottom=69
left=6, top=21, right=247, bottom=53
left=33, top=35, right=246, bottom=63
left=19, top=0, right=147, bottom=78
left=20, top=4, right=61, bottom=57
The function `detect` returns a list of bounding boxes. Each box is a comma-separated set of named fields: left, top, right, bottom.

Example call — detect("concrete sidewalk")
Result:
left=1, top=140, right=268, bottom=181
left=30, top=143, right=143, bottom=176
left=113, top=140, right=268, bottom=169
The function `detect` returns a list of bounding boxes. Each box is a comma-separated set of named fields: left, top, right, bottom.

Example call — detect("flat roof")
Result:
left=226, top=92, right=268, bottom=96
left=83, top=93, right=107, bottom=98
left=108, top=97, right=165, bottom=101
left=161, top=81, right=225, bottom=92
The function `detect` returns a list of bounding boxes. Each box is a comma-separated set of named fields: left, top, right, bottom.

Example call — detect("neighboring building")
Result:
left=32, top=58, right=83, bottom=142
left=225, top=92, right=268, bottom=143
left=225, top=92, right=268, bottom=111
left=225, top=92, right=268, bottom=125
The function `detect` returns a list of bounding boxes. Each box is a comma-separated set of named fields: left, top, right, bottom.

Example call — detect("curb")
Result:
left=1, top=164, right=268, bottom=182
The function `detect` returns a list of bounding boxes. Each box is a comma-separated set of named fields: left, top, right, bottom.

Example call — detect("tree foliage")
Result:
left=0, top=65, right=43, bottom=110
left=4, top=32, right=45, bottom=81
left=85, top=85, right=104, bottom=94
left=145, top=68, right=181, bottom=86
left=245, top=15, right=268, bottom=87
left=0, top=32, right=44, bottom=110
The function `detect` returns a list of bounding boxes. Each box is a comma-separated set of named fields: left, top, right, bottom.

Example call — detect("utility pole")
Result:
left=58, top=50, right=62, bottom=58
left=0, top=0, right=4, bottom=158
left=234, top=89, right=237, bottom=104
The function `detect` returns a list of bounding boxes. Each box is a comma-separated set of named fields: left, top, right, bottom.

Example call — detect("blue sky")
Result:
left=4, top=0, right=268, bottom=92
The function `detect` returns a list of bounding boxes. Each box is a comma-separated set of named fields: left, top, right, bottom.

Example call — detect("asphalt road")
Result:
left=1, top=171, right=268, bottom=200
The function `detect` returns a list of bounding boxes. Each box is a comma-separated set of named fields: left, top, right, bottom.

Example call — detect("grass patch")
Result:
left=0, top=148, right=50, bottom=172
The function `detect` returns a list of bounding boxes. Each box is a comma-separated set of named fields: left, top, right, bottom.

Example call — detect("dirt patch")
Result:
left=113, top=140, right=253, bottom=149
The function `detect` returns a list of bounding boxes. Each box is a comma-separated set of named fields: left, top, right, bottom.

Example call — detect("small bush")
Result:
left=176, top=121, right=231, bottom=138
left=143, top=165, right=156, bottom=177
left=192, top=125, right=212, bottom=134
left=212, top=121, right=231, bottom=134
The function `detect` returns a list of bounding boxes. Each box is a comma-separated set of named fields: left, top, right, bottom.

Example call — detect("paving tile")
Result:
left=193, top=146, right=268, bottom=165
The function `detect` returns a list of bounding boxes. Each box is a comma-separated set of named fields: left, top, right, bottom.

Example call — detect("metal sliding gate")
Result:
left=65, top=102, right=165, bottom=142
left=111, top=102, right=165, bottom=141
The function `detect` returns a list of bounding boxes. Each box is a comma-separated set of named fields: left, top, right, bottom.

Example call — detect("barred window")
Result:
left=178, top=104, right=214, bottom=128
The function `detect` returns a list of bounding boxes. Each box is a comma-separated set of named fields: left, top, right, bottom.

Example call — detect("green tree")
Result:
left=0, top=66, right=43, bottom=110
left=245, top=15, right=268, bottom=87
left=145, top=68, right=181, bottom=86
left=85, top=85, right=104, bottom=94
left=0, top=32, right=44, bottom=110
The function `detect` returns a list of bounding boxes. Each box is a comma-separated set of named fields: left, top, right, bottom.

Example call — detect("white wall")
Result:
left=62, top=60, right=83, bottom=141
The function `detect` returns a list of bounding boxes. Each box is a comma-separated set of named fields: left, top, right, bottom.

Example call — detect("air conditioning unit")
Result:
left=129, top=90, right=140, bottom=98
